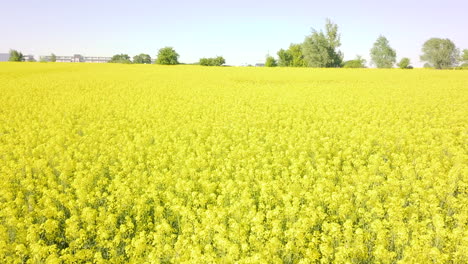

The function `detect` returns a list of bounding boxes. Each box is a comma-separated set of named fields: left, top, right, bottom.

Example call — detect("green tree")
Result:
left=214, top=56, right=226, bottom=66
left=265, top=56, right=277, bottom=67
left=276, top=44, right=305, bottom=67
left=460, top=49, right=468, bottom=67
left=370, top=36, right=396, bottom=68
left=420, top=38, right=459, bottom=69
left=343, top=55, right=366, bottom=68
left=199, top=56, right=225, bottom=66
left=289, top=44, right=306, bottom=67
left=302, top=19, right=343, bottom=67
left=156, top=47, right=179, bottom=65
left=109, top=54, right=132, bottom=63
left=397, top=58, right=411, bottom=69
left=277, top=48, right=293, bottom=67
left=462, top=49, right=468, bottom=61
left=133, top=54, right=152, bottom=64
left=9, top=49, right=24, bottom=62
left=50, top=53, right=57, bottom=62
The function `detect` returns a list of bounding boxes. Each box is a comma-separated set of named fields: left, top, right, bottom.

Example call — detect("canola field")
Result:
left=0, top=62, right=467, bottom=263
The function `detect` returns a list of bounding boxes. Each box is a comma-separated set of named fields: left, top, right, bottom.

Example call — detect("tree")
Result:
left=156, top=47, right=179, bottom=65
left=133, top=54, right=152, bottom=64
left=420, top=38, right=459, bottom=69
left=109, top=54, right=131, bottom=63
left=265, top=56, right=277, bottom=67
left=370, top=36, right=396, bottom=68
left=277, top=48, right=293, bottom=67
left=343, top=55, right=366, bottom=68
left=460, top=49, right=468, bottom=67
left=50, top=53, right=56, bottom=62
left=289, top=44, right=306, bottom=67
left=276, top=44, right=306, bottom=67
left=199, top=56, right=225, bottom=66
left=302, top=19, right=343, bottom=67
left=214, top=56, right=225, bottom=66
left=9, top=49, right=23, bottom=62
left=397, top=58, right=411, bottom=69
left=462, top=49, right=468, bottom=61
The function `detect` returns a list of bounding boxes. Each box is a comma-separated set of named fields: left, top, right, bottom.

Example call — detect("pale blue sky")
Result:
left=2, top=0, right=467, bottom=66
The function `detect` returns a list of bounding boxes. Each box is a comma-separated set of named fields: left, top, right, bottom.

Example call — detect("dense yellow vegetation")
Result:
left=0, top=62, right=467, bottom=263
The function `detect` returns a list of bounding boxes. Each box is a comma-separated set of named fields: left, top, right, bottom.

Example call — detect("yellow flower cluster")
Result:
left=0, top=63, right=467, bottom=263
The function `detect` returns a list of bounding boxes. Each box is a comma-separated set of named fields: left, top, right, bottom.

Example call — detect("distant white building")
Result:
left=41, top=54, right=111, bottom=63
left=0, top=53, right=9, bottom=61
left=56, top=56, right=73, bottom=62
left=84, top=56, right=111, bottom=63
left=23, top=55, right=35, bottom=62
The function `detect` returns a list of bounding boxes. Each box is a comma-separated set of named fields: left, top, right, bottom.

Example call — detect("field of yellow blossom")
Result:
left=0, top=62, right=467, bottom=263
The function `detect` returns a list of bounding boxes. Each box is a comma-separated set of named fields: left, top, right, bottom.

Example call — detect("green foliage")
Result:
left=156, top=47, right=179, bottom=65
left=289, top=44, right=306, bottom=67
left=110, top=54, right=132, bottom=64
left=50, top=53, right=56, bottom=62
left=277, top=49, right=293, bottom=67
left=277, top=44, right=306, bottom=67
left=302, top=19, right=343, bottom=67
left=133, top=54, right=152, bottom=64
left=420, top=38, right=459, bottom=69
left=370, top=36, right=396, bottom=68
left=461, top=49, right=468, bottom=63
left=343, top=56, right=366, bottom=68
left=199, top=56, right=225, bottom=66
left=265, top=56, right=277, bottom=67
left=397, top=58, right=412, bottom=69
left=8, top=49, right=24, bottom=62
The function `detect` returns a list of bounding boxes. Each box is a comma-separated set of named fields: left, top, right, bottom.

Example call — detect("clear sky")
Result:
left=2, top=0, right=467, bottom=66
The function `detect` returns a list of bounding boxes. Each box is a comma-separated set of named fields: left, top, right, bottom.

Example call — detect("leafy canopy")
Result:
left=343, top=55, right=367, bottom=68
left=302, top=19, right=343, bottom=68
left=133, top=54, right=152, bottom=64
left=277, top=44, right=306, bottom=67
left=460, top=49, right=468, bottom=66
left=199, top=56, right=225, bottom=66
left=265, top=56, right=277, bottom=67
left=420, top=38, right=459, bottom=69
left=397, top=58, right=411, bottom=69
left=110, top=54, right=132, bottom=64
left=370, top=36, right=396, bottom=68
left=277, top=49, right=292, bottom=67
left=156, top=47, right=179, bottom=65
left=9, top=49, right=24, bottom=62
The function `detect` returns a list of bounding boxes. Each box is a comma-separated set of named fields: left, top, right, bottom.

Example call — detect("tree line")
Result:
left=265, top=19, right=468, bottom=69
left=7, top=20, right=468, bottom=69
left=7, top=47, right=226, bottom=67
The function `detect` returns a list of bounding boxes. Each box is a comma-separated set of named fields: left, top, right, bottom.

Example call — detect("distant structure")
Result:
left=84, top=56, right=112, bottom=63
left=23, top=55, right=35, bottom=62
left=0, top=53, right=9, bottom=62
left=40, top=54, right=111, bottom=63
left=255, top=63, right=265, bottom=67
